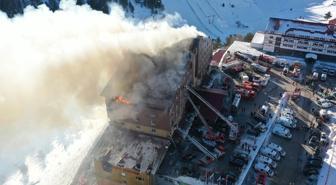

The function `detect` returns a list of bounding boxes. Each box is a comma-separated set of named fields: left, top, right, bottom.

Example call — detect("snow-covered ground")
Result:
left=162, top=0, right=336, bottom=40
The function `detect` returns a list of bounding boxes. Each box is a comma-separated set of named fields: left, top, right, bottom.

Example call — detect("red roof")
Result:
left=210, top=49, right=225, bottom=66
left=329, top=18, right=336, bottom=25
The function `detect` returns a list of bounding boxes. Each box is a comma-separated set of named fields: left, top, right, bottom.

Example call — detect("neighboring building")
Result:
left=101, top=36, right=213, bottom=140
left=260, top=17, right=336, bottom=59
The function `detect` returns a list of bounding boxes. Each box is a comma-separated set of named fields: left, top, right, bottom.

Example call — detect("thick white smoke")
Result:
left=0, top=1, right=201, bottom=184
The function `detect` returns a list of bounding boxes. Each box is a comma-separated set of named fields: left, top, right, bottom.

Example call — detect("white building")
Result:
left=255, top=17, right=336, bottom=59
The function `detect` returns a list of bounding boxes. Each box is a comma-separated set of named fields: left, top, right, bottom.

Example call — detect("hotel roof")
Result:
left=98, top=129, right=170, bottom=174
left=265, top=17, right=336, bottom=41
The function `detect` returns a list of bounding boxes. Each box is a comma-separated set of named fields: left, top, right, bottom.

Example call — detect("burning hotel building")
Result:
left=93, top=36, right=235, bottom=185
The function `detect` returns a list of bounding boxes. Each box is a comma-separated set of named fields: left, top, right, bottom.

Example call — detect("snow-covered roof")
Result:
left=251, top=32, right=265, bottom=48
left=266, top=17, right=336, bottom=41
left=99, top=131, right=170, bottom=174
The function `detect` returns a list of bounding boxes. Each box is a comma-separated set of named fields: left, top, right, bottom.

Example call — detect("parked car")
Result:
left=303, top=167, right=319, bottom=176
left=260, top=147, right=281, bottom=161
left=229, top=158, right=245, bottom=169
left=246, top=121, right=267, bottom=133
left=246, top=128, right=260, bottom=137
left=283, top=108, right=295, bottom=115
left=256, top=155, right=277, bottom=168
left=280, top=113, right=297, bottom=122
left=254, top=162, right=275, bottom=177
left=320, top=132, right=329, bottom=145
left=317, top=99, right=333, bottom=108
left=182, top=153, right=197, bottom=161
left=232, top=152, right=249, bottom=164
left=321, top=73, right=327, bottom=81
left=222, top=172, right=238, bottom=185
left=305, top=174, right=318, bottom=185
left=308, top=136, right=320, bottom=149
left=304, top=159, right=322, bottom=169
left=267, top=143, right=286, bottom=156
left=277, top=116, right=297, bottom=128
left=272, top=124, right=292, bottom=139
left=307, top=155, right=322, bottom=163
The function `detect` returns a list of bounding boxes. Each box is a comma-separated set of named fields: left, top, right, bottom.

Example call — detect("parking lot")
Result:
left=156, top=41, right=336, bottom=185
left=219, top=42, right=335, bottom=185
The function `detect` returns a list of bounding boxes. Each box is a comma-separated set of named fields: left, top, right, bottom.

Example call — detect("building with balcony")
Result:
left=101, top=36, right=212, bottom=140
left=259, top=17, right=336, bottom=59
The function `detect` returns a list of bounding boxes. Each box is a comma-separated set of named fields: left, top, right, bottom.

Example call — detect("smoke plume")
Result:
left=0, top=1, right=201, bottom=184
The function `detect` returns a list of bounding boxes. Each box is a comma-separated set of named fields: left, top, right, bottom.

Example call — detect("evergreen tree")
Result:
left=325, top=11, right=332, bottom=20
left=244, top=32, right=254, bottom=42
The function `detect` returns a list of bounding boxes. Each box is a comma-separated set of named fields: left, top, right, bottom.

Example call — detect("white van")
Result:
left=256, top=155, right=277, bottom=168
left=254, top=162, right=275, bottom=176
left=260, top=147, right=281, bottom=161
left=277, top=116, right=296, bottom=128
left=267, top=143, right=286, bottom=156
left=272, top=124, right=292, bottom=139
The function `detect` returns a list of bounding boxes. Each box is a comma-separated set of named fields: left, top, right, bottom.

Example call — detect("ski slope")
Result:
left=162, top=0, right=336, bottom=40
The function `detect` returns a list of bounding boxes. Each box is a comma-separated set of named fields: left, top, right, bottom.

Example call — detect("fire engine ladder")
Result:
left=177, top=128, right=217, bottom=159
left=187, top=95, right=209, bottom=129
left=186, top=86, right=235, bottom=129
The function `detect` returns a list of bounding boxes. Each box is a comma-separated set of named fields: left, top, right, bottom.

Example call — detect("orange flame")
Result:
left=114, top=96, right=131, bottom=105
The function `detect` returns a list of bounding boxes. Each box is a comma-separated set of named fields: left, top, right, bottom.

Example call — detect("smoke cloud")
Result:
left=0, top=1, right=201, bottom=184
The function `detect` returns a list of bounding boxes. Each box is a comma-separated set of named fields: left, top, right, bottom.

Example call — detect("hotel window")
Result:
left=311, top=48, right=322, bottom=52
left=136, top=177, right=144, bottom=181
left=298, top=40, right=309, bottom=45
left=284, top=38, right=294, bottom=43
left=297, top=46, right=308, bottom=50
left=283, top=44, right=293, bottom=48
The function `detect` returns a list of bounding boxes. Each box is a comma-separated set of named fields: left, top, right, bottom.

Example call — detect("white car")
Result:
left=260, top=147, right=281, bottom=161
left=254, top=162, right=275, bottom=177
left=318, top=99, right=333, bottom=108
left=283, top=108, right=294, bottom=114
left=320, top=132, right=329, bottom=145
left=277, top=116, right=296, bottom=128
left=272, top=124, right=292, bottom=139
left=281, top=111, right=294, bottom=118
left=256, top=155, right=277, bottom=168
left=267, top=143, right=286, bottom=156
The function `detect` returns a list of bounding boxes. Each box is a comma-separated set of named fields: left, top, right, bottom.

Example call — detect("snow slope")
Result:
left=162, top=0, right=336, bottom=40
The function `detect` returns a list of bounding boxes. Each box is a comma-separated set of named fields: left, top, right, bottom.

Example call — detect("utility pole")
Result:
left=207, top=15, right=215, bottom=24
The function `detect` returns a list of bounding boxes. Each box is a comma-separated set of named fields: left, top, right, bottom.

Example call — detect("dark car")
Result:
left=182, top=153, right=196, bottom=161
left=229, top=158, right=245, bottom=168
left=222, top=172, right=238, bottom=185
left=251, top=112, right=267, bottom=123
left=308, top=136, right=320, bottom=149
left=303, top=167, right=319, bottom=176
left=305, top=159, right=323, bottom=169
left=246, top=128, right=260, bottom=137
left=307, top=155, right=322, bottom=162
left=232, top=152, right=249, bottom=164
